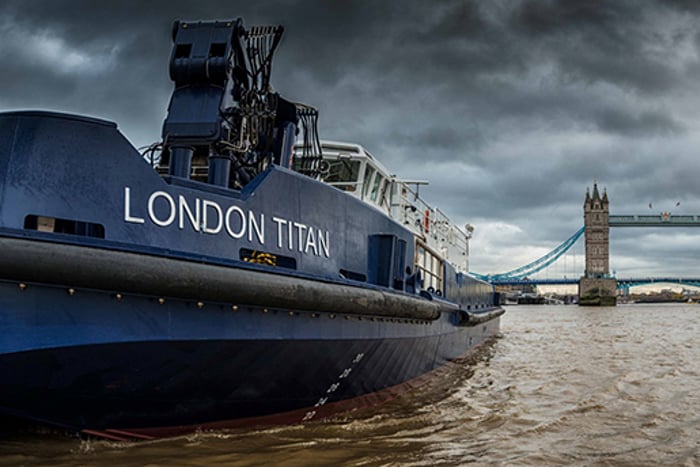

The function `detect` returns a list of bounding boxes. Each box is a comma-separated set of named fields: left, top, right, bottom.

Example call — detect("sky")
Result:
left=2, top=0, right=700, bottom=278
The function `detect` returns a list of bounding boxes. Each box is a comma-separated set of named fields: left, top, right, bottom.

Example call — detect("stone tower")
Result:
left=583, top=181, right=609, bottom=278
left=580, top=181, right=616, bottom=306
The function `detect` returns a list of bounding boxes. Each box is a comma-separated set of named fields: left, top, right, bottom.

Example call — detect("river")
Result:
left=1, top=303, right=698, bottom=466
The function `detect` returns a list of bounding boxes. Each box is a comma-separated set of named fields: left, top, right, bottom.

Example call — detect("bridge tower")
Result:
left=579, top=181, right=617, bottom=305
left=584, top=182, right=610, bottom=276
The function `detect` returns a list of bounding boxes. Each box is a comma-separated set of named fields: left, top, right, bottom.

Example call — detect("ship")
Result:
left=0, top=18, right=503, bottom=440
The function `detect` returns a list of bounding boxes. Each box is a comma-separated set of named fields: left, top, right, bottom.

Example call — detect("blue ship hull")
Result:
left=0, top=277, right=499, bottom=439
left=0, top=18, right=503, bottom=438
left=2, top=337, right=499, bottom=435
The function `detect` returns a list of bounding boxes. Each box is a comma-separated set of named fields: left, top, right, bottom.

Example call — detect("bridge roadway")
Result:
left=489, top=277, right=700, bottom=289
left=610, top=214, right=700, bottom=227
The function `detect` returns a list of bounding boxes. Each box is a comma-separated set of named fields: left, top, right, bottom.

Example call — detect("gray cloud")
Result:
left=595, top=108, right=684, bottom=136
left=2, top=0, right=700, bottom=278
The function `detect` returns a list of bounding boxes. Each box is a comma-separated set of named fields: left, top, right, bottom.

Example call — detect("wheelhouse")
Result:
left=313, top=141, right=392, bottom=214
left=294, top=140, right=474, bottom=295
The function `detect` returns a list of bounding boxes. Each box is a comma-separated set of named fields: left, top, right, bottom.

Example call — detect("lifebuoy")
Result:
left=423, top=209, right=430, bottom=233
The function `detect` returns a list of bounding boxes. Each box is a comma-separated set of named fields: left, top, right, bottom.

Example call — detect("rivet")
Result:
left=263, top=308, right=269, bottom=313
left=289, top=311, right=294, bottom=317
left=18, top=283, right=27, bottom=290
left=116, top=293, right=123, bottom=301
left=329, top=314, right=335, bottom=319
left=68, top=288, right=75, bottom=296
left=158, top=298, right=166, bottom=305
left=232, top=305, right=238, bottom=311
left=197, top=301, right=204, bottom=309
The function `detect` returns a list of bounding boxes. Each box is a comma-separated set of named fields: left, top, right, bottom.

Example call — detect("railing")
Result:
left=392, top=181, right=470, bottom=273
left=315, top=143, right=472, bottom=274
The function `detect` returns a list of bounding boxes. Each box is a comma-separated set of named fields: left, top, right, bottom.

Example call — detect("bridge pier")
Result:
left=580, top=181, right=617, bottom=306
left=579, top=277, right=617, bottom=306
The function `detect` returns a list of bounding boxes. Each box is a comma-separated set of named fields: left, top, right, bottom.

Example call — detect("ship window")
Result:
left=24, top=215, right=105, bottom=239
left=378, top=179, right=390, bottom=208
left=175, top=43, right=192, bottom=58
left=240, top=248, right=296, bottom=269
left=209, top=42, right=226, bottom=57
left=370, top=175, right=384, bottom=202
left=415, top=241, right=443, bottom=293
left=362, top=165, right=375, bottom=199
left=323, top=160, right=361, bottom=192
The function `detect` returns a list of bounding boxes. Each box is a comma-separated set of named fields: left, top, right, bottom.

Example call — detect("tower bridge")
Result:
left=474, top=182, right=700, bottom=306
left=580, top=181, right=700, bottom=305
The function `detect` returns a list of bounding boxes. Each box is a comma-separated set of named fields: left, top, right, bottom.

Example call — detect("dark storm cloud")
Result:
left=2, top=0, right=700, bottom=276
left=511, top=1, right=683, bottom=94
left=595, top=108, right=683, bottom=136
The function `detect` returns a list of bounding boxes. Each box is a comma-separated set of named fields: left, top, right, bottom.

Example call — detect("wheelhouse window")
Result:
left=370, top=174, right=384, bottom=202
left=377, top=179, right=390, bottom=209
left=324, top=160, right=361, bottom=192
left=362, top=165, right=375, bottom=199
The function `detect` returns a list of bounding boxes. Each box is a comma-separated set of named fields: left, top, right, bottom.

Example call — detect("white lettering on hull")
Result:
left=148, top=191, right=176, bottom=227
left=123, top=186, right=330, bottom=258
left=202, top=199, right=223, bottom=234
left=123, top=187, right=145, bottom=224
left=178, top=195, right=200, bottom=231
left=225, top=205, right=246, bottom=239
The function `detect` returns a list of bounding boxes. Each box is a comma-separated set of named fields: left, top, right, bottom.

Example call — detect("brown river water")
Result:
left=1, top=303, right=698, bottom=466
